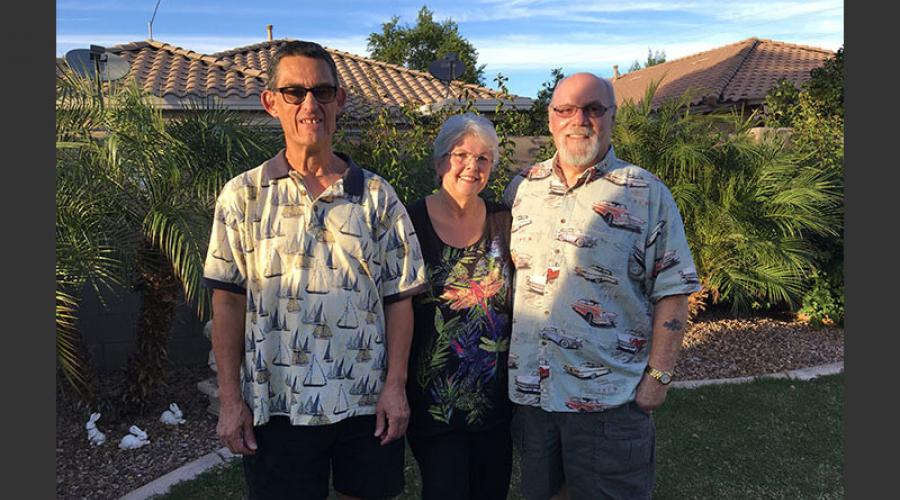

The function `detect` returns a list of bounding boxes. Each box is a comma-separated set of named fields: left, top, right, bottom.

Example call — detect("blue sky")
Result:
left=56, top=0, right=844, bottom=98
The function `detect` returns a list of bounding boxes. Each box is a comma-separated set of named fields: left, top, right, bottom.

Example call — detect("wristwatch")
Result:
left=645, top=365, right=673, bottom=385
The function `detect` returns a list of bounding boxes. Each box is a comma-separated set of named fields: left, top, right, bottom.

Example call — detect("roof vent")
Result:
left=267, top=25, right=273, bottom=41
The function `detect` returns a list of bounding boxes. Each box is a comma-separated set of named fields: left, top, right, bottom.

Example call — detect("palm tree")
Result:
left=56, top=66, right=278, bottom=410
left=56, top=69, right=136, bottom=400
left=614, top=82, right=842, bottom=312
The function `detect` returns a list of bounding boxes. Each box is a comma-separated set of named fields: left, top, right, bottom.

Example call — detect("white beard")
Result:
left=557, top=133, right=603, bottom=168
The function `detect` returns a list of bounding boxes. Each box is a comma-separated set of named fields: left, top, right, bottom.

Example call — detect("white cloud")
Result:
left=709, top=0, right=842, bottom=22
left=475, top=38, right=723, bottom=70
left=436, top=0, right=843, bottom=37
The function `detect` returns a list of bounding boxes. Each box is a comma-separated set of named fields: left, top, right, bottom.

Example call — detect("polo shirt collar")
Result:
left=262, top=149, right=365, bottom=197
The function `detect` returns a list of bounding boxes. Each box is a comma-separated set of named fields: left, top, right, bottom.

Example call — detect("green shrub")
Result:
left=764, top=78, right=801, bottom=127
left=614, top=82, right=842, bottom=313
left=797, top=270, right=844, bottom=327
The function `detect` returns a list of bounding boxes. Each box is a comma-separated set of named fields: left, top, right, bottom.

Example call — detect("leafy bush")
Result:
left=614, top=82, right=842, bottom=313
left=764, top=46, right=844, bottom=319
left=797, top=270, right=844, bottom=327
left=764, top=79, right=801, bottom=127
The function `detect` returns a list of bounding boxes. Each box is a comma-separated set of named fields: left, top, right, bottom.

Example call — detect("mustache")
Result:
left=564, top=127, right=595, bottom=137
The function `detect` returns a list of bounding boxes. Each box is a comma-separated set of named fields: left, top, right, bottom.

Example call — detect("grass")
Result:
left=158, top=374, right=843, bottom=499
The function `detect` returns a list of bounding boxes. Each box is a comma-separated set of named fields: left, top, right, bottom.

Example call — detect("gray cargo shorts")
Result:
left=511, top=402, right=656, bottom=500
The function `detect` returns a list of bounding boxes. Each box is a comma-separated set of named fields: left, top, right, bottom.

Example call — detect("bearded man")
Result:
left=503, top=73, right=701, bottom=500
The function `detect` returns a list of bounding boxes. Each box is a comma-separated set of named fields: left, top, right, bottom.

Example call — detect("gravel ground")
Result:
left=676, top=315, right=844, bottom=380
left=56, top=365, right=221, bottom=500
left=56, top=316, right=843, bottom=499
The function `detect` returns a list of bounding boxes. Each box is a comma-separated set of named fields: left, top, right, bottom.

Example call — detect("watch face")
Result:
left=659, top=373, right=672, bottom=384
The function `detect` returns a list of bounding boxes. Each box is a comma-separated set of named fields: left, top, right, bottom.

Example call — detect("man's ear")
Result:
left=261, top=89, right=278, bottom=117
left=335, top=87, right=347, bottom=113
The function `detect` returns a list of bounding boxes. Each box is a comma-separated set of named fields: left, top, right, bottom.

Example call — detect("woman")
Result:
left=405, top=113, right=514, bottom=500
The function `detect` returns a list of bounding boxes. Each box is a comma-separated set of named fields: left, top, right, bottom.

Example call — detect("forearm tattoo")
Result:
left=663, top=318, right=684, bottom=333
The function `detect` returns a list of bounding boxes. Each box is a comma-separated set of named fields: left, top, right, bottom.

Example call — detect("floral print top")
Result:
left=406, top=199, right=514, bottom=436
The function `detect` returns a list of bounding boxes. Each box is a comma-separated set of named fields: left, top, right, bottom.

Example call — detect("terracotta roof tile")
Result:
left=61, top=39, right=517, bottom=119
left=213, top=40, right=505, bottom=111
left=611, top=38, right=834, bottom=111
left=102, top=40, right=265, bottom=99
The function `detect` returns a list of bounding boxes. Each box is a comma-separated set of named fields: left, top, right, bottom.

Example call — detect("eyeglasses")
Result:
left=276, top=85, right=339, bottom=105
left=550, top=102, right=615, bottom=118
left=447, top=151, right=492, bottom=166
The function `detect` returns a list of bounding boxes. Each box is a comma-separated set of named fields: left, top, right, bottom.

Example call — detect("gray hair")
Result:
left=432, top=113, right=500, bottom=169
left=267, top=40, right=340, bottom=90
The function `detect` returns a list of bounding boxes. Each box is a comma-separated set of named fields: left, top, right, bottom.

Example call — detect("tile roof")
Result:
left=611, top=38, right=835, bottom=111
left=107, top=40, right=266, bottom=98
left=213, top=39, right=504, bottom=106
left=63, top=39, right=522, bottom=119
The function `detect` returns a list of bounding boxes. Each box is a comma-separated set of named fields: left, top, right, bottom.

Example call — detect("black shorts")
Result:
left=242, top=415, right=405, bottom=499
left=511, top=402, right=656, bottom=500
left=407, top=424, right=512, bottom=500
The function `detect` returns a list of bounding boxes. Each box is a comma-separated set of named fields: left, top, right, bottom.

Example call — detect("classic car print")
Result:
left=563, top=362, right=611, bottom=379
left=571, top=299, right=618, bottom=327
left=548, top=179, right=567, bottom=195
left=522, top=164, right=552, bottom=180
left=602, top=170, right=649, bottom=188
left=556, top=228, right=597, bottom=248
left=652, top=250, right=679, bottom=277
left=592, top=200, right=646, bottom=232
left=628, top=244, right=646, bottom=278
left=514, top=375, right=541, bottom=394
left=616, top=332, right=648, bottom=353
left=679, top=267, right=699, bottom=284
left=646, top=220, right=666, bottom=248
left=511, top=215, right=533, bottom=233
left=574, top=265, right=619, bottom=285
left=510, top=249, right=532, bottom=269
left=546, top=267, right=561, bottom=281
left=565, top=396, right=614, bottom=412
left=525, top=274, right=548, bottom=294
left=540, top=326, right=584, bottom=349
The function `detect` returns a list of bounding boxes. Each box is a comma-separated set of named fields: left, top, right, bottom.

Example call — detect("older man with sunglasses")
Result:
left=503, top=73, right=700, bottom=499
left=202, top=41, right=428, bottom=500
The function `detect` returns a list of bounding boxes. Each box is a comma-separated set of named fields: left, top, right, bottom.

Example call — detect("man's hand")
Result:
left=634, top=373, right=669, bottom=414
left=373, top=380, right=409, bottom=446
left=217, top=399, right=258, bottom=455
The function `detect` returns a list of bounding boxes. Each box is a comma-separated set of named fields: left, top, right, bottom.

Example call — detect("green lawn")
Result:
left=158, top=374, right=843, bottom=499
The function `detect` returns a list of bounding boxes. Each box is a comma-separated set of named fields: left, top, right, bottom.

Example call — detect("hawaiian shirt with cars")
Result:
left=203, top=150, right=428, bottom=426
left=503, top=147, right=701, bottom=412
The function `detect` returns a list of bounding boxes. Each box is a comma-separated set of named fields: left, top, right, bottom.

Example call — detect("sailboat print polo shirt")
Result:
left=203, top=149, right=428, bottom=426
left=503, top=147, right=701, bottom=412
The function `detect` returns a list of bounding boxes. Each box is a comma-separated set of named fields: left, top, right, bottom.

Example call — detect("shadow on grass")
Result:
left=159, top=375, right=842, bottom=499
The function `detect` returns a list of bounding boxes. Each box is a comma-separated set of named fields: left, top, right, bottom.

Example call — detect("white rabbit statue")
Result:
left=118, top=425, right=150, bottom=450
left=160, top=402, right=186, bottom=425
left=85, top=412, right=106, bottom=446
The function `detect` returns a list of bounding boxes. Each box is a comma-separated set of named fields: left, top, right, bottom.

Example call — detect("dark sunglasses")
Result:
left=551, top=102, right=615, bottom=118
left=276, top=85, right=339, bottom=105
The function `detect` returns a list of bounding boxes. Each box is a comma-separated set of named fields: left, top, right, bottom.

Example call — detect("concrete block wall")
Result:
left=75, top=283, right=211, bottom=371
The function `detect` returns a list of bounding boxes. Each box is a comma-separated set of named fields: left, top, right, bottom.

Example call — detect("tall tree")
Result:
left=525, top=68, right=564, bottom=136
left=628, top=48, right=667, bottom=73
left=367, top=6, right=486, bottom=85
